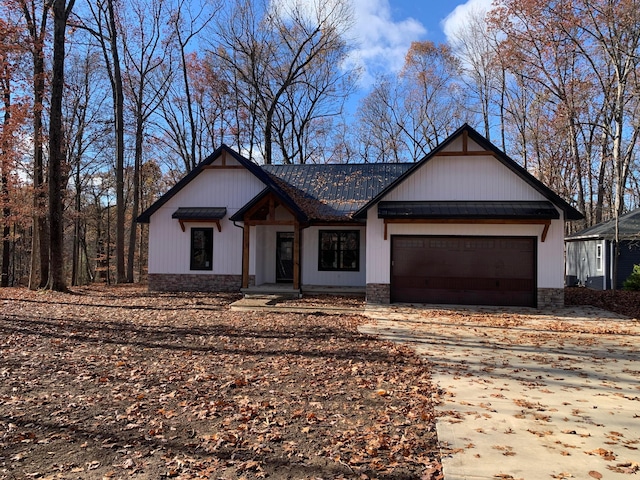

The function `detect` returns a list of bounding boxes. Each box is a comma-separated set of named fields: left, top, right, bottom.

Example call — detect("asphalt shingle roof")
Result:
left=566, top=207, right=640, bottom=240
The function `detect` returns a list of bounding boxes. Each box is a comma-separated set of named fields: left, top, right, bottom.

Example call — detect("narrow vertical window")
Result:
left=596, top=243, right=602, bottom=271
left=318, top=230, right=359, bottom=271
left=191, top=228, right=213, bottom=270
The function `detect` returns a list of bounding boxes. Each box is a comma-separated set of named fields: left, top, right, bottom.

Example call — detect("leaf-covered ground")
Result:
left=0, top=286, right=440, bottom=480
left=565, top=287, right=640, bottom=320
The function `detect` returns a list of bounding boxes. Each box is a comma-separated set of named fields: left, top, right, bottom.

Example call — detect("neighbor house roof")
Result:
left=566, top=207, right=640, bottom=241
left=352, top=124, right=584, bottom=221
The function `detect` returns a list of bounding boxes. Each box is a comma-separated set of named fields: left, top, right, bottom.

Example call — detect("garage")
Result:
left=391, top=235, right=536, bottom=306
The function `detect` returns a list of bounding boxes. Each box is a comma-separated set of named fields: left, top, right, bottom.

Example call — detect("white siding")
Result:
left=301, top=226, right=366, bottom=287
left=385, top=152, right=546, bottom=202
left=148, top=159, right=265, bottom=275
left=365, top=138, right=566, bottom=290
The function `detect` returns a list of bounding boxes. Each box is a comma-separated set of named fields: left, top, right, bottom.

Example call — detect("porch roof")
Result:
left=171, top=207, right=227, bottom=220
left=377, top=201, right=560, bottom=220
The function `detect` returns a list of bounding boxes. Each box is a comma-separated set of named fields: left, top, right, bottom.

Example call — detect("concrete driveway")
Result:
left=360, top=305, right=640, bottom=480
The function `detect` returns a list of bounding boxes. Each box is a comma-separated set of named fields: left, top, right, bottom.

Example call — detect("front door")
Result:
left=276, top=232, right=294, bottom=283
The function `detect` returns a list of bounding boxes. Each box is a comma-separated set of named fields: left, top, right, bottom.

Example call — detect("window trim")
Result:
left=190, top=227, right=214, bottom=271
left=318, top=230, right=360, bottom=272
left=596, top=243, right=602, bottom=271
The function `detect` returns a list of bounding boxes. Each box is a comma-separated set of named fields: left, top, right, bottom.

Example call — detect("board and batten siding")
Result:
left=384, top=153, right=546, bottom=203
left=365, top=148, right=566, bottom=290
left=148, top=153, right=266, bottom=275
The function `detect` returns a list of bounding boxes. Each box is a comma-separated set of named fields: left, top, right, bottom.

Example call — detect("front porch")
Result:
left=241, top=283, right=366, bottom=298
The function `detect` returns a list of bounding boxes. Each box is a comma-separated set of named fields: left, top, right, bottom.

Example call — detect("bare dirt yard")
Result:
left=0, top=286, right=441, bottom=480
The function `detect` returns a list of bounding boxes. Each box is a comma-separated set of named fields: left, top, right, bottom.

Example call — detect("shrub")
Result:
left=623, top=264, right=640, bottom=291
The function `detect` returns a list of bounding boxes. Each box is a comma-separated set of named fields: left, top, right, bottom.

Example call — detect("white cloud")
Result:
left=441, top=0, right=495, bottom=44
left=269, top=0, right=426, bottom=87
left=344, top=0, right=427, bottom=87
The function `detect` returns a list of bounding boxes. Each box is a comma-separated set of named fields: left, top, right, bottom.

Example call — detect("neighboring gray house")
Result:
left=566, top=207, right=640, bottom=289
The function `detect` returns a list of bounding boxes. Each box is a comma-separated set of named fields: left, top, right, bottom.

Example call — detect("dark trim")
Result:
left=377, top=200, right=560, bottom=220
left=318, top=230, right=360, bottom=272
left=353, top=124, right=583, bottom=221
left=190, top=227, right=214, bottom=271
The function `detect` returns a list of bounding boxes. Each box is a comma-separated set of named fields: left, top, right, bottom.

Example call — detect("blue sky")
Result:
left=344, top=0, right=493, bottom=86
left=337, top=0, right=492, bottom=111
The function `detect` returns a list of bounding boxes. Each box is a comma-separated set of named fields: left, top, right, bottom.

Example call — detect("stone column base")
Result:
left=148, top=274, right=244, bottom=292
left=537, top=288, right=564, bottom=308
left=366, top=283, right=390, bottom=304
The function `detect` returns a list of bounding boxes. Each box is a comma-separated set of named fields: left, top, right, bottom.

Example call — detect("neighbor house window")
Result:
left=596, top=244, right=602, bottom=271
left=318, top=230, right=359, bottom=271
left=190, top=228, right=213, bottom=270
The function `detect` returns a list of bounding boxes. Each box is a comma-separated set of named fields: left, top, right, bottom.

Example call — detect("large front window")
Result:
left=190, top=228, right=213, bottom=270
left=318, top=230, right=359, bottom=271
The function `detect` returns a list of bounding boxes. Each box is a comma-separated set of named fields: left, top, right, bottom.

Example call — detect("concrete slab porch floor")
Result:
left=360, top=304, right=640, bottom=480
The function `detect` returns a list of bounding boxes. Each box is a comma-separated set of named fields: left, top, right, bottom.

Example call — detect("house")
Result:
left=565, top=207, right=640, bottom=289
left=137, top=124, right=583, bottom=307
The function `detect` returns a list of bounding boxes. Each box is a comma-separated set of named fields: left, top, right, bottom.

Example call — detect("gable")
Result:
left=354, top=124, right=583, bottom=221
left=382, top=147, right=547, bottom=202
left=161, top=167, right=266, bottom=214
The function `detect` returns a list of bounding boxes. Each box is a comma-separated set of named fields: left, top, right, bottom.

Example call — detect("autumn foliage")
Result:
left=0, top=287, right=442, bottom=479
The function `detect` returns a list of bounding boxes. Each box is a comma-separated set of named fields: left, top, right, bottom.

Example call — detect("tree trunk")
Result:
left=27, top=23, right=49, bottom=289
left=126, top=115, right=143, bottom=283
left=105, top=0, right=127, bottom=284
left=46, top=0, right=75, bottom=291
left=1, top=79, right=10, bottom=287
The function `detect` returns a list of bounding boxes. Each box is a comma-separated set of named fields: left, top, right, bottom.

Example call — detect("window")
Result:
left=318, top=230, right=359, bottom=271
left=596, top=243, right=602, bottom=271
left=190, top=228, right=213, bottom=270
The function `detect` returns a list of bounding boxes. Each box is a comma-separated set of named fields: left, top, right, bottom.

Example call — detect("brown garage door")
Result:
left=391, top=236, right=536, bottom=307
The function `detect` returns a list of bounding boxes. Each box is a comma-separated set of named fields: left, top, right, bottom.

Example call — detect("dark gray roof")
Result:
left=566, top=207, right=640, bottom=241
left=378, top=201, right=560, bottom=220
left=262, top=164, right=412, bottom=221
left=172, top=207, right=227, bottom=220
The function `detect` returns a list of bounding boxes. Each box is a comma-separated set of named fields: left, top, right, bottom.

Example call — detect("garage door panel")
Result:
left=391, top=235, right=536, bottom=307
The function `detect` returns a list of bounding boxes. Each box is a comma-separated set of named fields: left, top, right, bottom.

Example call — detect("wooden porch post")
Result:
left=293, top=221, right=300, bottom=290
left=242, top=223, right=250, bottom=288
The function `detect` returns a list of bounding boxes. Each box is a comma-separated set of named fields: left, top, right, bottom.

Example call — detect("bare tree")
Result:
left=17, top=0, right=53, bottom=289
left=122, top=0, right=173, bottom=282
left=214, top=0, right=354, bottom=164
left=46, top=0, right=75, bottom=291
left=81, top=0, right=126, bottom=283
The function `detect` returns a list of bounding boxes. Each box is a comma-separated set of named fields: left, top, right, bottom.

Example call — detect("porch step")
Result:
left=241, top=285, right=301, bottom=298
